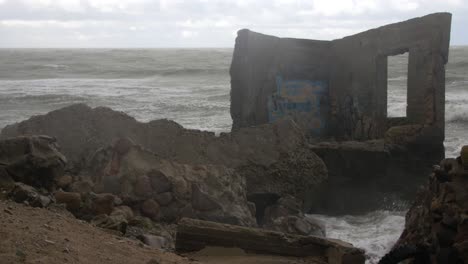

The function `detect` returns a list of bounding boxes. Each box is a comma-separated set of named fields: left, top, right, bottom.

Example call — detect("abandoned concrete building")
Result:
left=230, top=13, right=452, bottom=212
left=231, top=12, right=451, bottom=142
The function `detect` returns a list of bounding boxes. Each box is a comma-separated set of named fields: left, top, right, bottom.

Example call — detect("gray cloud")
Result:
left=0, top=0, right=466, bottom=47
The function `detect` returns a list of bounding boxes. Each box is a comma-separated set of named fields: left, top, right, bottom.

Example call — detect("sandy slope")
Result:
left=0, top=199, right=194, bottom=264
left=0, top=199, right=327, bottom=264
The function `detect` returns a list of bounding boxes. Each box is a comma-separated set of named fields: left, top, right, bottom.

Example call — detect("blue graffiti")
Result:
left=269, top=75, right=328, bottom=136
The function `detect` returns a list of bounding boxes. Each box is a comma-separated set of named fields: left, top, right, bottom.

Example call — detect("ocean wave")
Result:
left=308, top=210, right=406, bottom=264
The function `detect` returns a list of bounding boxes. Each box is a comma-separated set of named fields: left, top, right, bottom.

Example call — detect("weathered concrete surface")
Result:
left=308, top=140, right=443, bottom=213
left=175, top=218, right=365, bottom=264
left=230, top=13, right=451, bottom=144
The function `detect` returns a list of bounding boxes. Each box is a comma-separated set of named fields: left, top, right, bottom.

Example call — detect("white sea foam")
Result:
left=308, top=211, right=406, bottom=264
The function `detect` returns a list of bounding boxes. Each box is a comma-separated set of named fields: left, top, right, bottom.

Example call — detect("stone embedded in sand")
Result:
left=56, top=175, right=73, bottom=189
left=9, top=183, right=52, bottom=208
left=111, top=205, right=134, bottom=222
left=55, top=191, right=82, bottom=212
left=141, top=199, right=160, bottom=220
left=138, top=234, right=168, bottom=249
left=155, top=192, right=173, bottom=206
left=91, top=193, right=116, bottom=215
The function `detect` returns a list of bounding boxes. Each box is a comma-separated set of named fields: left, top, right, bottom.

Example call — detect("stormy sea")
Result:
left=0, top=47, right=467, bottom=263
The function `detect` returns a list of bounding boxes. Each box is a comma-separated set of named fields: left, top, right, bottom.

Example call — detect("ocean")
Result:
left=1, top=47, right=467, bottom=263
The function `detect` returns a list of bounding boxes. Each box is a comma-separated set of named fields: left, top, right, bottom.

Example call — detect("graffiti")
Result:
left=268, top=75, right=328, bottom=135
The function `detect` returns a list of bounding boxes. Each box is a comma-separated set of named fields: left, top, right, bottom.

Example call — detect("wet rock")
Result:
left=381, top=147, right=468, bottom=263
left=0, top=136, right=67, bottom=191
left=54, top=191, right=82, bottom=212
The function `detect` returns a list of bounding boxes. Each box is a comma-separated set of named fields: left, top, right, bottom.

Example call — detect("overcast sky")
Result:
left=0, top=0, right=466, bottom=48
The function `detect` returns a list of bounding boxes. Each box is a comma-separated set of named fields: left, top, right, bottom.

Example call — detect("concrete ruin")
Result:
left=230, top=13, right=451, bottom=144
left=230, top=13, right=452, bottom=213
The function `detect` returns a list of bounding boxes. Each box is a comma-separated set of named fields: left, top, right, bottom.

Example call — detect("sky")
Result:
left=0, top=0, right=466, bottom=48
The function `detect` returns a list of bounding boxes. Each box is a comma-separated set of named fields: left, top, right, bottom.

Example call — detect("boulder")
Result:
left=111, top=205, right=134, bottom=222
left=54, top=191, right=82, bottom=212
left=91, top=214, right=127, bottom=234
left=0, top=105, right=327, bottom=206
left=90, top=193, right=116, bottom=215
left=0, top=136, right=67, bottom=191
left=141, top=199, right=160, bottom=220
left=261, top=195, right=325, bottom=237
left=138, top=234, right=168, bottom=249
left=380, top=147, right=468, bottom=263
left=84, top=142, right=256, bottom=227
left=9, top=182, right=52, bottom=208
left=56, top=175, right=73, bottom=189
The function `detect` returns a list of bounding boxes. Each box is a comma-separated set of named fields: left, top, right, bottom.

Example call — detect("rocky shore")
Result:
left=0, top=104, right=360, bottom=264
left=1, top=104, right=467, bottom=263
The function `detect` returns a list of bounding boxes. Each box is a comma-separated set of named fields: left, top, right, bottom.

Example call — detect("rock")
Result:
left=138, top=234, right=168, bottom=249
left=85, top=142, right=256, bottom=226
left=155, top=192, right=173, bottom=206
left=0, top=136, right=67, bottom=191
left=9, top=183, right=52, bottom=208
left=0, top=167, right=15, bottom=193
left=56, top=175, right=73, bottom=189
left=141, top=199, right=160, bottom=220
left=461, top=145, right=468, bottom=169
left=54, top=191, right=82, bottom=212
left=91, top=193, right=115, bottom=215
left=134, top=175, right=153, bottom=198
left=148, top=170, right=172, bottom=194
left=70, top=180, right=93, bottom=194
left=91, top=214, right=127, bottom=233
left=380, top=149, right=468, bottom=263
left=111, top=206, right=134, bottom=222
left=191, top=184, right=221, bottom=212
left=0, top=105, right=327, bottom=207
left=264, top=215, right=325, bottom=237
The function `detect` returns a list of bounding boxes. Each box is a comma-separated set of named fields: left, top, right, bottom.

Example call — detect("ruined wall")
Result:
left=230, top=13, right=451, bottom=143
left=230, top=29, right=331, bottom=135
left=329, top=13, right=451, bottom=140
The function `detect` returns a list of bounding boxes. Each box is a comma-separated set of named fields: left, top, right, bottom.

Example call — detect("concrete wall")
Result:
left=230, top=29, right=331, bottom=133
left=328, top=12, right=451, bottom=140
left=230, top=13, right=451, bottom=143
